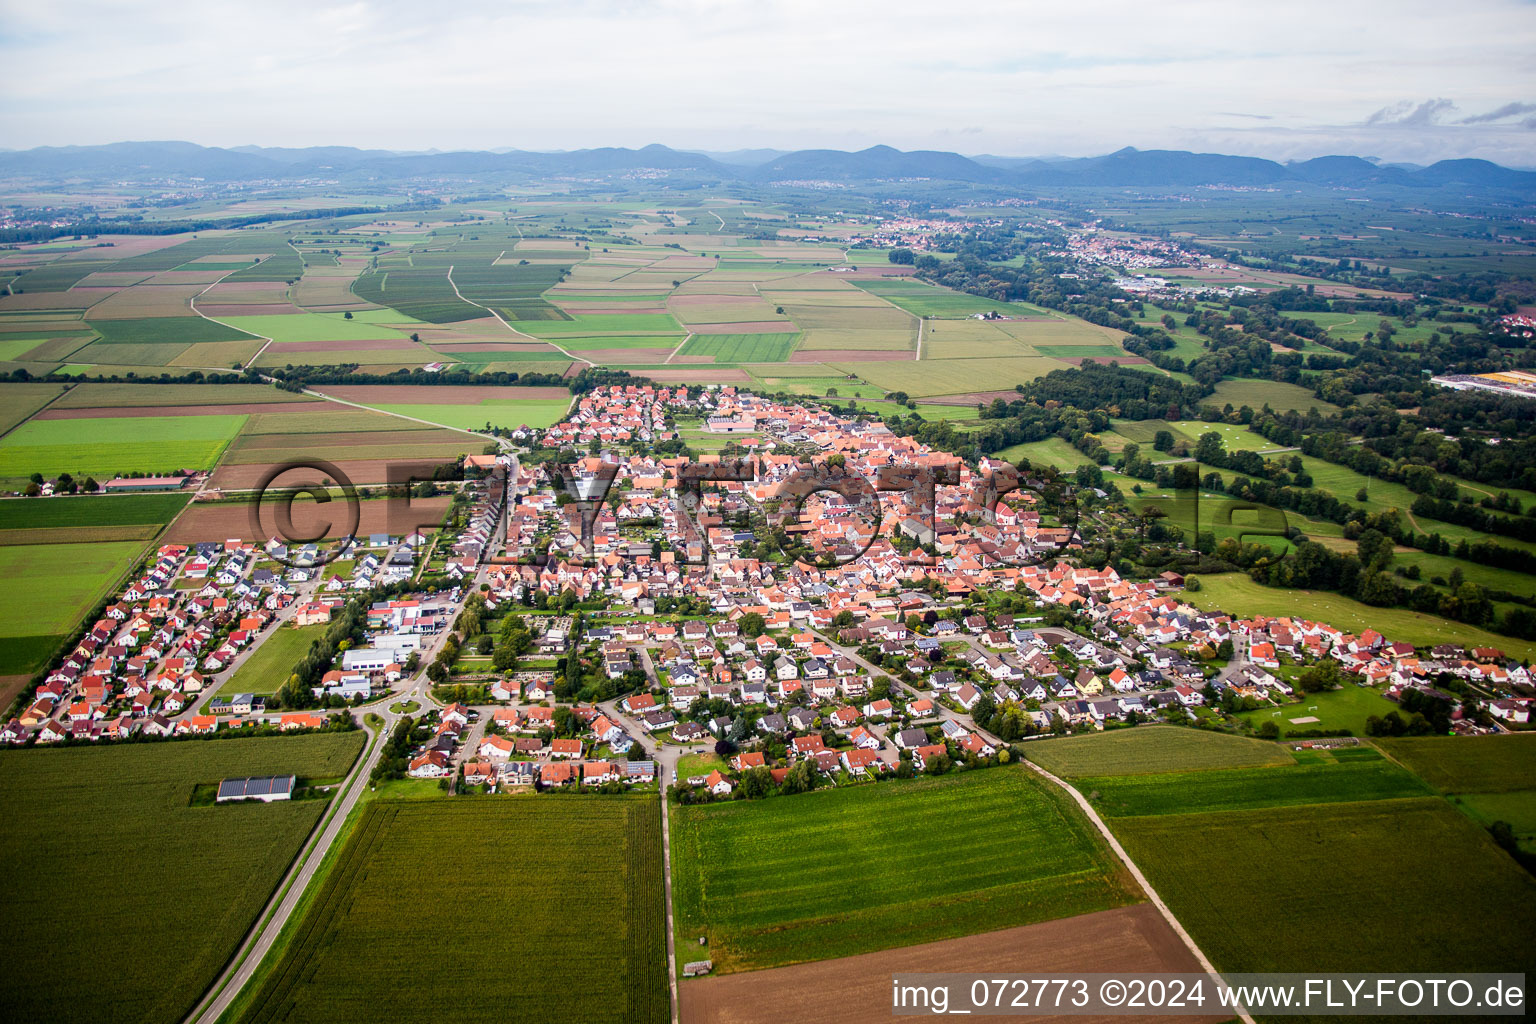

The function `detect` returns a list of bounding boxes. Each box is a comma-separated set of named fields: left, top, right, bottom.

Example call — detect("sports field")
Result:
left=0, top=732, right=365, bottom=1024
left=236, top=796, right=668, bottom=1024
left=669, top=765, right=1140, bottom=974
left=0, top=414, right=246, bottom=481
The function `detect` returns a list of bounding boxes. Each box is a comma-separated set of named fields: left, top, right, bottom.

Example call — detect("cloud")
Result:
left=1365, top=98, right=1456, bottom=127
left=1459, top=101, right=1536, bottom=123
left=1218, top=112, right=1275, bottom=121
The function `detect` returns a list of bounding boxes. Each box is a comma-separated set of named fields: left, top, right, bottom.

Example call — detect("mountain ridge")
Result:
left=2, top=141, right=1531, bottom=192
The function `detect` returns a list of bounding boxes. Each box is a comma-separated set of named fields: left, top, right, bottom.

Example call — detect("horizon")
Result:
left=2, top=139, right=1530, bottom=172
left=3, top=0, right=1534, bottom=165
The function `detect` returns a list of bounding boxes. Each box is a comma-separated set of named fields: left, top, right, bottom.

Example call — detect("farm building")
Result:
left=215, top=775, right=296, bottom=803
left=104, top=475, right=188, bottom=492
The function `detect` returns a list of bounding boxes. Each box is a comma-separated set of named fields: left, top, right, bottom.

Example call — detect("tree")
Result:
left=475, top=633, right=494, bottom=655
left=1153, top=429, right=1175, bottom=452
left=82, top=476, right=99, bottom=492
left=343, top=311, right=353, bottom=320
left=1184, top=575, right=1202, bottom=592
left=1356, top=528, right=1394, bottom=573
left=739, top=766, right=773, bottom=798
left=888, top=247, right=915, bottom=265
left=738, top=612, right=766, bottom=638
left=1257, top=720, right=1280, bottom=739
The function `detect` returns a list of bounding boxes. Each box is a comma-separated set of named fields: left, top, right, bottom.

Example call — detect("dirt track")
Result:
left=679, top=903, right=1227, bottom=1024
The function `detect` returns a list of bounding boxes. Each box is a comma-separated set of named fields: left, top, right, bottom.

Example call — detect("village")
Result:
left=4, top=383, right=1531, bottom=799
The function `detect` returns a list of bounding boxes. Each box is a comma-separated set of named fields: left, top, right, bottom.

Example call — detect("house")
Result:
left=550, top=738, right=584, bottom=759
left=840, top=748, right=885, bottom=775
left=583, top=761, right=621, bottom=786
left=894, top=727, right=928, bottom=749
left=478, top=735, right=516, bottom=759
left=408, top=751, right=451, bottom=778
left=704, top=769, right=734, bottom=796
left=912, top=743, right=948, bottom=771
left=830, top=706, right=860, bottom=728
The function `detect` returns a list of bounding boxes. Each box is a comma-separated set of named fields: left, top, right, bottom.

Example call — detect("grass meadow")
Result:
left=0, top=733, right=365, bottom=1024
left=1078, top=758, right=1432, bottom=817
left=236, top=796, right=668, bottom=1024
left=668, top=765, right=1140, bottom=974
left=229, top=623, right=329, bottom=695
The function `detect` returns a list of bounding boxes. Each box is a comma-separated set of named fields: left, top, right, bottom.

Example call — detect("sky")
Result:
left=3, top=0, right=1535, bottom=165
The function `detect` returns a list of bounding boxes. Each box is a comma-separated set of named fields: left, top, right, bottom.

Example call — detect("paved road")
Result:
left=185, top=717, right=389, bottom=1024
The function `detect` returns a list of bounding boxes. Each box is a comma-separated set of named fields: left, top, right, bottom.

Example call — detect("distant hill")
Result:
left=1, top=140, right=1532, bottom=193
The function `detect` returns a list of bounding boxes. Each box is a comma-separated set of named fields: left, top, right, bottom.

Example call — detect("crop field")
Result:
left=165, top=494, right=452, bottom=542
left=846, top=356, right=1069, bottom=396
left=0, top=492, right=189, bottom=530
left=1114, top=798, right=1536, bottom=974
left=0, top=382, right=67, bottom=433
left=1376, top=735, right=1536, bottom=794
left=852, top=279, right=1047, bottom=318
left=351, top=268, right=482, bottom=323
left=1022, top=726, right=1292, bottom=778
left=53, top=382, right=316, bottom=408
left=0, top=731, right=365, bottom=1024
left=86, top=316, right=259, bottom=344
left=669, top=765, right=1140, bottom=974
left=0, top=413, right=246, bottom=481
left=678, top=332, right=797, bottom=362
left=222, top=313, right=410, bottom=343
left=0, top=539, right=145, bottom=672
left=237, top=796, right=668, bottom=1024
left=1181, top=574, right=1536, bottom=659
left=521, top=312, right=682, bottom=336
left=228, top=623, right=330, bottom=695
left=375, top=397, right=571, bottom=430
left=1078, top=758, right=1432, bottom=817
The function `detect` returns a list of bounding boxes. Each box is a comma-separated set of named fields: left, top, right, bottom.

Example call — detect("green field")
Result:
left=522, top=312, right=681, bottom=336
left=853, top=279, right=1047, bottom=318
left=0, top=382, right=66, bottom=433
left=223, top=313, right=409, bottom=343
left=679, top=332, right=798, bottom=362
left=0, top=414, right=246, bottom=481
left=1115, top=798, right=1536, bottom=973
left=0, top=492, right=189, bottom=530
left=0, top=537, right=145, bottom=641
left=237, top=796, right=667, bottom=1024
left=1206, top=378, right=1339, bottom=414
left=1022, top=726, right=1292, bottom=778
left=0, top=732, right=365, bottom=1024
left=1181, top=573, right=1536, bottom=659
left=1079, top=758, right=1432, bottom=816
left=52, top=382, right=314, bottom=408
left=669, top=765, right=1140, bottom=974
left=376, top=398, right=570, bottom=431
left=228, top=623, right=329, bottom=695
left=1377, top=734, right=1536, bottom=794
left=87, top=317, right=260, bottom=345
left=1236, top=684, right=1403, bottom=737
